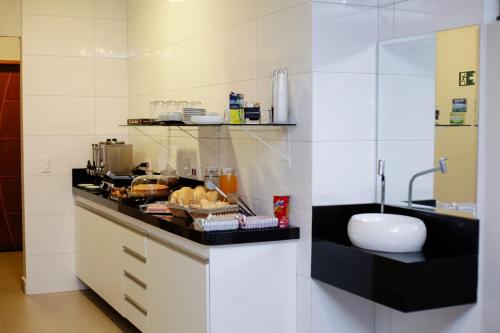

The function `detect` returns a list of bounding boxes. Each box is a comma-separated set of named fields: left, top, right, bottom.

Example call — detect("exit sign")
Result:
left=459, top=71, right=476, bottom=86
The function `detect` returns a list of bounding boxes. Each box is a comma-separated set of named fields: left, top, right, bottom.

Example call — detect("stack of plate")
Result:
left=183, top=108, right=206, bottom=123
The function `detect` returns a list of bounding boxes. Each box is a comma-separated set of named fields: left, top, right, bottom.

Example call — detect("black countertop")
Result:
left=311, top=204, right=478, bottom=312
left=72, top=187, right=300, bottom=247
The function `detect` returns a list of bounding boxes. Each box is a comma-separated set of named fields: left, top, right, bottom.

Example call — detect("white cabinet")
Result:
left=75, top=206, right=124, bottom=315
left=75, top=197, right=297, bottom=333
left=146, top=237, right=209, bottom=333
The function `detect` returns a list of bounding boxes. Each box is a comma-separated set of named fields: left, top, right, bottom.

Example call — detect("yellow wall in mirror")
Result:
left=0, top=37, right=20, bottom=61
left=434, top=26, right=479, bottom=203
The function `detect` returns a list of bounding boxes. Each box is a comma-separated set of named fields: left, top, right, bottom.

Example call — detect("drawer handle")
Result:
left=124, top=270, right=147, bottom=290
left=123, top=246, right=146, bottom=263
left=149, top=235, right=209, bottom=265
left=124, top=294, right=147, bottom=316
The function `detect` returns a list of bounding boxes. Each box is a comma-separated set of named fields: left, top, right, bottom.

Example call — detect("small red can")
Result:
left=273, top=195, right=290, bottom=228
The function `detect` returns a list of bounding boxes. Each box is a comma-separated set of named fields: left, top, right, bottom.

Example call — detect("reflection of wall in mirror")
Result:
left=377, top=34, right=436, bottom=204
left=434, top=26, right=479, bottom=204
left=0, top=37, right=20, bottom=61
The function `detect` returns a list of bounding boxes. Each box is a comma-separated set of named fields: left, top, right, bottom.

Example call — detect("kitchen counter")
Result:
left=74, top=183, right=298, bottom=333
left=73, top=187, right=299, bottom=246
left=311, top=204, right=478, bottom=312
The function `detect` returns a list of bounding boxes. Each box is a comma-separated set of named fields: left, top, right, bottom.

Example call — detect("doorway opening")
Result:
left=0, top=35, right=23, bottom=294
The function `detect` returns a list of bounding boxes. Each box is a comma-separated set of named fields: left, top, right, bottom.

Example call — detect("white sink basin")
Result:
left=348, top=213, right=427, bottom=253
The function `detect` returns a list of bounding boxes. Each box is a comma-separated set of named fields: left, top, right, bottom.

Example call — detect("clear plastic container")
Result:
left=204, top=167, right=220, bottom=188
left=130, top=175, right=170, bottom=197
left=160, top=164, right=180, bottom=192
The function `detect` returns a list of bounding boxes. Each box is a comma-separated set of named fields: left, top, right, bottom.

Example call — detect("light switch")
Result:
left=41, top=156, right=52, bottom=174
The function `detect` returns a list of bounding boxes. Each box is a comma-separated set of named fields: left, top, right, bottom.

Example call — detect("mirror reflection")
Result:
left=377, top=26, right=479, bottom=217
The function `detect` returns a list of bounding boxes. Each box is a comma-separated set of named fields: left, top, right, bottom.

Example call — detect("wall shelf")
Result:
left=120, top=123, right=296, bottom=127
left=123, top=123, right=296, bottom=169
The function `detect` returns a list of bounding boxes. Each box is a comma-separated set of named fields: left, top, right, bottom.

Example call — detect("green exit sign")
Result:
left=459, top=71, right=476, bottom=86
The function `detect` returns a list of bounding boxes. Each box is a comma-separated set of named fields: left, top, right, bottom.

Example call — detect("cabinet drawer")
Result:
left=124, top=294, right=147, bottom=332
left=122, top=250, right=146, bottom=282
left=124, top=271, right=147, bottom=309
left=122, top=228, right=146, bottom=257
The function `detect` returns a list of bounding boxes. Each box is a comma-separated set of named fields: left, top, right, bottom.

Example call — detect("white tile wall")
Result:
left=22, top=0, right=93, bottom=17
left=214, top=0, right=256, bottom=30
left=95, top=0, right=128, bottom=20
left=22, top=0, right=128, bottom=294
left=312, top=141, right=376, bottom=205
left=25, top=214, right=75, bottom=256
left=377, top=140, right=435, bottom=203
left=95, top=97, right=129, bottom=136
left=95, top=58, right=128, bottom=96
left=312, top=72, right=376, bottom=141
left=22, top=15, right=94, bottom=57
left=256, top=0, right=307, bottom=17
left=213, top=21, right=257, bottom=84
left=23, top=55, right=94, bottom=96
left=311, top=281, right=375, bottom=333
left=256, top=4, right=312, bottom=77
left=312, top=4, right=378, bottom=73
left=0, top=0, right=21, bottom=37
left=23, top=96, right=95, bottom=136
left=95, top=19, right=128, bottom=58
left=379, top=0, right=483, bottom=40
left=23, top=136, right=94, bottom=176
left=25, top=253, right=83, bottom=295
left=23, top=175, right=75, bottom=216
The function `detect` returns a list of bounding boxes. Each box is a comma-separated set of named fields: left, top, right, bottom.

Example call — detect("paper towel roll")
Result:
left=272, top=68, right=288, bottom=123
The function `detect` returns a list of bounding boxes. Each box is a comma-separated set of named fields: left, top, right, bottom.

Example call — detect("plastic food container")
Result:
left=130, top=175, right=170, bottom=197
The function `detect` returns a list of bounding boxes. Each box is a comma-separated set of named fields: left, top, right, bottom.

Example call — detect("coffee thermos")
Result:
left=271, top=68, right=289, bottom=124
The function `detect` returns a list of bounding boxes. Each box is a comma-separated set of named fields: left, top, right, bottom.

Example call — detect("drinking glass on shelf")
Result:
left=160, top=101, right=167, bottom=115
left=152, top=101, right=162, bottom=119
left=166, top=100, right=177, bottom=114
left=178, top=100, right=189, bottom=112
left=149, top=101, right=156, bottom=119
left=190, top=101, right=202, bottom=109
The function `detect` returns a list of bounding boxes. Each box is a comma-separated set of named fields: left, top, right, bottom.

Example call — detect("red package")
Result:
left=273, top=195, right=290, bottom=228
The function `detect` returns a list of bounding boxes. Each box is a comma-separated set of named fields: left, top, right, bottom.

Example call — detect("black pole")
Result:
left=497, top=0, right=500, bottom=20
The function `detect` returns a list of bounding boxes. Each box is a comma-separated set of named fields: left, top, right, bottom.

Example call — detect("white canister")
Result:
left=272, top=68, right=289, bottom=124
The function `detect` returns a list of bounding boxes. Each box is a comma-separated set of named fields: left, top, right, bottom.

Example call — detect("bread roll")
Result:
left=193, top=187, right=207, bottom=204
left=179, top=187, right=194, bottom=206
left=207, top=191, right=218, bottom=202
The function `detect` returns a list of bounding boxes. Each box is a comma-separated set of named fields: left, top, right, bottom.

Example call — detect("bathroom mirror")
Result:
left=377, top=25, right=479, bottom=217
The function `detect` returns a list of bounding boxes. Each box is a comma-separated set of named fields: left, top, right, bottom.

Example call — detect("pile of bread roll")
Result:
left=169, top=186, right=230, bottom=209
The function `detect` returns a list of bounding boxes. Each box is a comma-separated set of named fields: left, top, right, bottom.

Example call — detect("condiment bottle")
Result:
left=220, top=168, right=237, bottom=195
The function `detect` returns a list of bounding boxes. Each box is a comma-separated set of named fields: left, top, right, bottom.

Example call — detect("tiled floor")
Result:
left=0, top=252, right=139, bottom=333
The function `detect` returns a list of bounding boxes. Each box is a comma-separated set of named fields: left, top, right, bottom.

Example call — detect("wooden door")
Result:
left=0, top=64, right=21, bottom=251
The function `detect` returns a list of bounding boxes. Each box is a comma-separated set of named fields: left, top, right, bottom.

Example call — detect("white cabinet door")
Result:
left=146, top=238, right=209, bottom=333
left=75, top=206, right=100, bottom=288
left=75, top=205, right=124, bottom=315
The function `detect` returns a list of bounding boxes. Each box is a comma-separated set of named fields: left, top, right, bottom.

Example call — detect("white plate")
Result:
left=190, top=115, right=224, bottom=124
left=77, top=183, right=94, bottom=187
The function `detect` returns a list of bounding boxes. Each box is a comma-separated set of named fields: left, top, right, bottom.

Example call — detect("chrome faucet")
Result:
left=408, top=157, right=448, bottom=207
left=378, top=160, right=385, bottom=214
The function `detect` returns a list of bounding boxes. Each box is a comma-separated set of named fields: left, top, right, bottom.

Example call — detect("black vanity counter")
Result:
left=72, top=187, right=300, bottom=247
left=312, top=204, right=478, bottom=312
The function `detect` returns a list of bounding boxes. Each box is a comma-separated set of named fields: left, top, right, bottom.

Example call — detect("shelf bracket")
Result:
left=176, top=126, right=217, bottom=154
left=241, top=126, right=291, bottom=169
left=131, top=127, right=171, bottom=152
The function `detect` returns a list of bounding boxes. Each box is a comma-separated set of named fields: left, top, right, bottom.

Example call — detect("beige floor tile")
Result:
left=1, top=313, right=48, bottom=333
left=0, top=317, right=8, bottom=333
left=0, top=252, right=139, bottom=332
